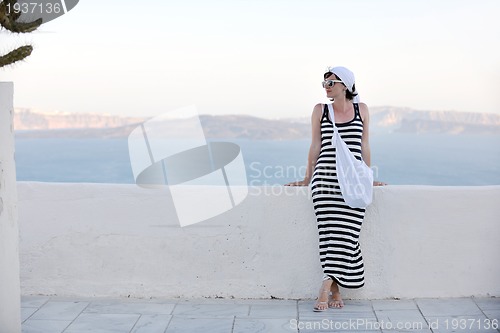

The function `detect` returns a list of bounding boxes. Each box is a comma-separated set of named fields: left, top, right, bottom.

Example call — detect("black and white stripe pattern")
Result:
left=311, top=103, right=365, bottom=289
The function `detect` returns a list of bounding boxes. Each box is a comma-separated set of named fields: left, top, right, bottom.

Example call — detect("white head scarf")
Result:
left=325, top=66, right=360, bottom=103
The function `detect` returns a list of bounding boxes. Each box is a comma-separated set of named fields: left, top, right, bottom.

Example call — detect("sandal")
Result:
left=328, top=291, right=344, bottom=308
left=313, top=290, right=330, bottom=312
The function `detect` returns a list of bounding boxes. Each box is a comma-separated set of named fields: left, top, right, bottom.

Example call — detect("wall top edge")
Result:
left=16, top=181, right=500, bottom=191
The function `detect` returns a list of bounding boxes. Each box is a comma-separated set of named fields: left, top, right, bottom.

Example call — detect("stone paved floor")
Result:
left=21, top=296, right=500, bottom=333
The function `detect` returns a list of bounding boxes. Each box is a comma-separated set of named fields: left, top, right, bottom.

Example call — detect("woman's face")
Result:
left=323, top=73, right=344, bottom=99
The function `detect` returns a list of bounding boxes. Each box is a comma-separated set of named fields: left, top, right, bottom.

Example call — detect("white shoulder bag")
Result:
left=327, top=104, right=373, bottom=208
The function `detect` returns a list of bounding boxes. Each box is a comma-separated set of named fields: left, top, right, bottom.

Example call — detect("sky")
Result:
left=1, top=0, right=499, bottom=119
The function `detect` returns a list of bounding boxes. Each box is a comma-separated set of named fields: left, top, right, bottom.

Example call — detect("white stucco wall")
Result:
left=0, top=82, right=21, bottom=333
left=18, top=182, right=500, bottom=300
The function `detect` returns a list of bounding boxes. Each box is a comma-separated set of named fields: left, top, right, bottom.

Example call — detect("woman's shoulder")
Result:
left=311, top=103, right=325, bottom=119
left=356, top=102, right=369, bottom=122
left=313, top=103, right=325, bottom=111
left=357, top=102, right=369, bottom=111
left=313, top=103, right=326, bottom=114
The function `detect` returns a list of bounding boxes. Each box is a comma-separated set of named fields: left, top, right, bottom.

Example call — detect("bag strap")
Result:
left=327, top=104, right=336, bottom=129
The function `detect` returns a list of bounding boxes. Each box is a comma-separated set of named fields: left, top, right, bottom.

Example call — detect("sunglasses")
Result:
left=322, top=80, right=343, bottom=88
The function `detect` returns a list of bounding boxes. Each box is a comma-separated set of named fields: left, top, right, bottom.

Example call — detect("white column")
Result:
left=0, top=82, right=21, bottom=333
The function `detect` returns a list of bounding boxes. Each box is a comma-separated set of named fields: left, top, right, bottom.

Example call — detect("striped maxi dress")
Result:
left=311, top=103, right=365, bottom=288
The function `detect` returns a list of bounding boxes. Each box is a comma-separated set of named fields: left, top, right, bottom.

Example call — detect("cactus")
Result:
left=0, top=0, right=42, bottom=68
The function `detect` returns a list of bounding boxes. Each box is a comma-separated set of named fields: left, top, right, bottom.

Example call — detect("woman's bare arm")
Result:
left=359, top=103, right=371, bottom=166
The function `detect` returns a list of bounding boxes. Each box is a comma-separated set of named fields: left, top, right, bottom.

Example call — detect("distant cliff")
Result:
left=200, top=115, right=310, bottom=140
left=13, top=107, right=500, bottom=139
left=14, top=108, right=146, bottom=130
left=370, top=106, right=500, bottom=135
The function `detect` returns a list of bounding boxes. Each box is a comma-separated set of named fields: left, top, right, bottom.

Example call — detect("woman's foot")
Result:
left=328, top=291, right=344, bottom=308
left=313, top=280, right=333, bottom=312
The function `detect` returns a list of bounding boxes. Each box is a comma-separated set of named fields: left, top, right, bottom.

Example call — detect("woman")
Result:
left=286, top=66, right=385, bottom=311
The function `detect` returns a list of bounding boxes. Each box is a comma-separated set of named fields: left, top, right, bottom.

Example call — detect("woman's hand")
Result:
left=373, top=181, right=387, bottom=186
left=285, top=179, right=310, bottom=186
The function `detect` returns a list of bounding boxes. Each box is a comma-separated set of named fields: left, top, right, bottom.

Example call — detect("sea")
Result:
left=14, top=133, right=500, bottom=186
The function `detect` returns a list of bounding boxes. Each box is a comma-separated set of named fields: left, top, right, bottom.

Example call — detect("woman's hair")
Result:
left=324, top=72, right=357, bottom=101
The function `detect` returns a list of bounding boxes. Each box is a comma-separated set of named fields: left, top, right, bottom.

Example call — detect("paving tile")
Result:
left=475, top=297, right=500, bottom=310
left=248, top=304, right=297, bottom=318
left=84, top=300, right=175, bottom=315
left=64, top=313, right=140, bottom=333
left=372, top=299, right=418, bottom=311
left=142, top=298, right=181, bottom=304
left=299, top=311, right=378, bottom=321
left=29, top=301, right=89, bottom=321
left=482, top=309, right=500, bottom=321
left=21, top=307, right=39, bottom=322
left=287, top=317, right=381, bottom=332
left=131, top=314, right=172, bottom=333
left=232, top=299, right=298, bottom=306
left=21, top=296, right=50, bottom=308
left=374, top=309, right=428, bottom=329
left=299, top=300, right=376, bottom=320
left=335, top=331, right=381, bottom=333
left=298, top=301, right=336, bottom=318
left=178, top=298, right=298, bottom=305
left=16, top=296, right=500, bottom=333
left=177, top=298, right=289, bottom=305
left=425, top=315, right=499, bottom=332
left=21, top=319, right=72, bottom=333
left=165, top=317, right=233, bottom=333
left=47, top=296, right=104, bottom=303
left=342, top=300, right=375, bottom=312
left=382, top=328, right=432, bottom=333
left=416, top=298, right=482, bottom=317
left=172, top=303, right=249, bottom=318
left=298, top=299, right=373, bottom=312
left=234, top=318, right=298, bottom=332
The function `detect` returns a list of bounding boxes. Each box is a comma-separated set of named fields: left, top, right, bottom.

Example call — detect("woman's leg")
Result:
left=314, top=278, right=333, bottom=311
left=329, top=280, right=344, bottom=308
